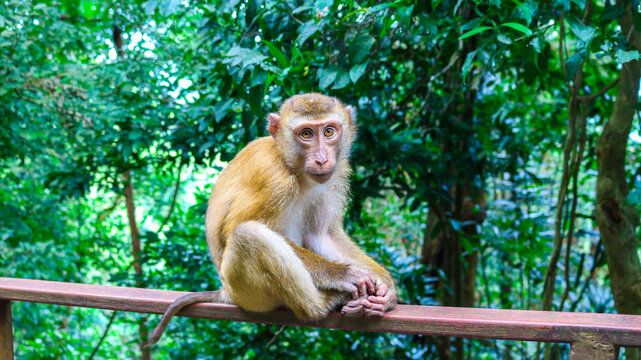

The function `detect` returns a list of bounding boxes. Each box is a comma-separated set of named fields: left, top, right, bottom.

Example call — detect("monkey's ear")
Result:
left=268, top=113, right=281, bottom=138
left=345, top=106, right=357, bottom=125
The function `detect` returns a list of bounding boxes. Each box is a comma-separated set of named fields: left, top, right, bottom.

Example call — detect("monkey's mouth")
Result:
left=307, top=170, right=334, bottom=183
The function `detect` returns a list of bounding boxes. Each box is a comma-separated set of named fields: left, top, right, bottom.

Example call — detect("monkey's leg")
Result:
left=288, top=243, right=377, bottom=317
left=147, top=290, right=228, bottom=347
left=221, top=221, right=371, bottom=320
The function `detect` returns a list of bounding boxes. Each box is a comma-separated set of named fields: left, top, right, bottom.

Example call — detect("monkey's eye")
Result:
left=323, top=127, right=335, bottom=137
left=300, top=129, right=313, bottom=139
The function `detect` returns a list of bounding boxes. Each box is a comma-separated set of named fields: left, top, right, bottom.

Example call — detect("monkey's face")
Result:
left=292, top=119, right=343, bottom=184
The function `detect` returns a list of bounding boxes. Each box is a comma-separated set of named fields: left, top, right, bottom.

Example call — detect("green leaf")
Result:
left=246, top=0, right=262, bottom=26
left=565, top=50, right=585, bottom=81
left=500, top=22, right=532, bottom=35
left=251, top=67, right=267, bottom=86
left=298, top=20, right=321, bottom=45
left=314, top=0, right=334, bottom=16
left=625, top=188, right=641, bottom=205
left=603, top=3, right=624, bottom=21
left=369, top=3, right=394, bottom=12
left=292, top=5, right=313, bottom=14
left=142, top=0, right=160, bottom=15
left=160, top=0, right=180, bottom=16
left=461, top=49, right=478, bottom=81
left=349, top=35, right=375, bottom=63
left=332, top=71, right=350, bottom=90
left=497, top=34, right=512, bottom=44
left=397, top=5, right=414, bottom=28
left=214, top=98, right=234, bottom=123
left=518, top=3, right=533, bottom=25
left=198, top=118, right=210, bottom=132
left=531, top=36, right=542, bottom=53
left=554, top=0, right=570, bottom=11
left=570, top=0, right=586, bottom=9
left=616, top=49, right=640, bottom=64
left=565, top=16, right=596, bottom=42
left=349, top=63, right=368, bottom=83
left=225, top=46, right=267, bottom=67
left=80, top=0, right=100, bottom=17
left=122, top=143, right=131, bottom=163
left=418, top=15, right=438, bottom=34
left=264, top=41, right=289, bottom=68
left=248, top=85, right=264, bottom=116
left=219, top=0, right=241, bottom=14
left=318, top=68, right=338, bottom=89
left=459, top=26, right=493, bottom=40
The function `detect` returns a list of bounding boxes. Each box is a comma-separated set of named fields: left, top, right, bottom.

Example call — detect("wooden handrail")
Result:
left=1, top=277, right=640, bottom=359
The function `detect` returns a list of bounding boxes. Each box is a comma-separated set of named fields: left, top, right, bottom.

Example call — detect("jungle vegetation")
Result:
left=1, top=0, right=641, bottom=358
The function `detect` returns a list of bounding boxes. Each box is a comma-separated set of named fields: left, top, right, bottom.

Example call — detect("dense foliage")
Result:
left=1, top=0, right=641, bottom=359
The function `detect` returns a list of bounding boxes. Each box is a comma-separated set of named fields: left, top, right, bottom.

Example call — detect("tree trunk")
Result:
left=123, top=170, right=151, bottom=360
left=420, top=8, right=486, bottom=355
left=594, top=2, right=641, bottom=359
left=112, top=22, right=151, bottom=360
left=422, top=185, right=485, bottom=360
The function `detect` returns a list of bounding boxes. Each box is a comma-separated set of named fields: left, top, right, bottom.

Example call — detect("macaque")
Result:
left=147, top=93, right=396, bottom=346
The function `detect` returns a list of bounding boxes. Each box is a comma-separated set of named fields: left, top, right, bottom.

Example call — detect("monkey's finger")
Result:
left=350, top=285, right=359, bottom=300
left=368, top=293, right=391, bottom=304
left=364, top=308, right=385, bottom=318
left=341, top=304, right=364, bottom=318
left=345, top=298, right=363, bottom=307
left=364, top=302, right=386, bottom=312
left=341, top=303, right=361, bottom=311
left=357, top=280, right=368, bottom=298
left=364, top=276, right=376, bottom=295
left=376, top=282, right=388, bottom=297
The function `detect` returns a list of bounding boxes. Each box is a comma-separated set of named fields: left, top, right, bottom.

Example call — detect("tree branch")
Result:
left=578, top=78, right=619, bottom=103
left=265, top=325, right=287, bottom=349
left=560, top=102, right=589, bottom=311
left=558, top=13, right=567, bottom=81
left=98, top=196, right=123, bottom=224
left=87, top=311, right=118, bottom=360
left=569, top=240, right=603, bottom=312
left=157, top=160, right=185, bottom=234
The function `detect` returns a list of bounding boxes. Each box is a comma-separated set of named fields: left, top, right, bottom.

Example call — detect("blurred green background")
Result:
left=2, top=0, right=641, bottom=358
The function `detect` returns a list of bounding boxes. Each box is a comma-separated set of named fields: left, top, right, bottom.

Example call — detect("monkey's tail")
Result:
left=146, top=290, right=225, bottom=347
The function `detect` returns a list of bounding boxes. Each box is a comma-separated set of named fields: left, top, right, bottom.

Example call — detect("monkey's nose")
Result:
left=315, top=158, right=328, bottom=166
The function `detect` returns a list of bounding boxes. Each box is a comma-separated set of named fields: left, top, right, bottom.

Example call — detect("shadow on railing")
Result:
left=1, top=277, right=640, bottom=359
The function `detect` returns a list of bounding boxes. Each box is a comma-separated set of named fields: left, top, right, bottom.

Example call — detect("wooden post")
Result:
left=0, top=300, right=13, bottom=360
left=569, top=333, right=615, bottom=360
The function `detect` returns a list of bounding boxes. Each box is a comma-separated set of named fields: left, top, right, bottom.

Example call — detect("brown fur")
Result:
left=281, top=93, right=341, bottom=117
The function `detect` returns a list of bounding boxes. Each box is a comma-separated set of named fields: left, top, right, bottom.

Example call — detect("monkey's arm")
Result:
left=289, top=242, right=376, bottom=299
left=330, top=228, right=395, bottom=286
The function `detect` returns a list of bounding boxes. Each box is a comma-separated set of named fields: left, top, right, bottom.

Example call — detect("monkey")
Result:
left=147, top=93, right=396, bottom=346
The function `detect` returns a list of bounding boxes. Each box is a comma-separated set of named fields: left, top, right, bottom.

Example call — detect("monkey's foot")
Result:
left=340, top=272, right=374, bottom=318
left=340, top=297, right=368, bottom=317
left=362, top=281, right=397, bottom=317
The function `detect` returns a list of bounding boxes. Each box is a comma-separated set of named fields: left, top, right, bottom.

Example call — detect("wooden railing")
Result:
left=1, top=277, right=640, bottom=359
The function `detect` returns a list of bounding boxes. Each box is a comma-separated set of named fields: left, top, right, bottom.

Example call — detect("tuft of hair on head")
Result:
left=281, top=93, right=344, bottom=117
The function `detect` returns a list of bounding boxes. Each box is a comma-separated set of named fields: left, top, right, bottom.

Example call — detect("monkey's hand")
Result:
left=334, top=265, right=376, bottom=299
left=361, top=280, right=397, bottom=318
left=339, top=266, right=377, bottom=318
